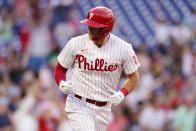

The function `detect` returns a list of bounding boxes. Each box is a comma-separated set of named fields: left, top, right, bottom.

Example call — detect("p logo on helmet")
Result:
left=89, top=13, right=94, bottom=19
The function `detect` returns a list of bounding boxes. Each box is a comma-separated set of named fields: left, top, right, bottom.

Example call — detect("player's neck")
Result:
left=93, top=35, right=110, bottom=48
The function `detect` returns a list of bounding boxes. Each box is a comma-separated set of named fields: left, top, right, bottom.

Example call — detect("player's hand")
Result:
left=108, top=89, right=125, bottom=105
left=59, top=80, right=74, bottom=94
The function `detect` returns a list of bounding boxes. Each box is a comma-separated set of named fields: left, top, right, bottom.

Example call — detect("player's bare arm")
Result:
left=109, top=71, right=140, bottom=105
left=121, top=71, right=139, bottom=94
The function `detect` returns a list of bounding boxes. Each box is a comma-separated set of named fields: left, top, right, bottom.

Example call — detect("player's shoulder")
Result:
left=70, top=33, right=88, bottom=42
left=110, top=33, right=132, bottom=47
left=65, top=34, right=88, bottom=48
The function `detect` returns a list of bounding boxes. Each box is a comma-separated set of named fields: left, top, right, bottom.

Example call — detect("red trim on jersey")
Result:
left=54, top=62, right=68, bottom=86
left=120, top=88, right=128, bottom=96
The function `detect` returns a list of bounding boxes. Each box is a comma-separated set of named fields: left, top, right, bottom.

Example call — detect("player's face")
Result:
left=88, top=26, right=102, bottom=40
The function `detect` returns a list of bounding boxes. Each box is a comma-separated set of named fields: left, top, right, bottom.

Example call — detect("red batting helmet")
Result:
left=80, top=6, right=115, bottom=41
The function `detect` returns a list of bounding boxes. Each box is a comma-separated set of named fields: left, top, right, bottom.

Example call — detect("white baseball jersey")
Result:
left=57, top=33, right=140, bottom=101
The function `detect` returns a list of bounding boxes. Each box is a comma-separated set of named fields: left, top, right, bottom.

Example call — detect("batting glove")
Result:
left=59, top=80, right=74, bottom=94
left=108, top=89, right=125, bottom=105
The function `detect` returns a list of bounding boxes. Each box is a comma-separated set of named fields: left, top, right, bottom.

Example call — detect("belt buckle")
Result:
left=95, top=101, right=98, bottom=106
left=82, top=97, right=86, bottom=102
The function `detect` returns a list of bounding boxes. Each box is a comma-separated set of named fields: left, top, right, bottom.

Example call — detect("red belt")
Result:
left=74, top=94, right=107, bottom=107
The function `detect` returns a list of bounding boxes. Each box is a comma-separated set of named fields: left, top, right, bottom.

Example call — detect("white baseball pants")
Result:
left=65, top=94, right=112, bottom=131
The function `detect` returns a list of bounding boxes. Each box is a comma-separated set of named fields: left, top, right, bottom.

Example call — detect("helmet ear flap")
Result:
left=107, top=18, right=115, bottom=32
left=104, top=28, right=109, bottom=33
left=98, top=27, right=109, bottom=34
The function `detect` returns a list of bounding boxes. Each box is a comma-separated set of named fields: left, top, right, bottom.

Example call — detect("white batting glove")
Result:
left=108, top=89, right=125, bottom=105
left=59, top=80, right=74, bottom=94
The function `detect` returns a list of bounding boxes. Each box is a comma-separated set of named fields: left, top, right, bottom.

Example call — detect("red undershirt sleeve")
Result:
left=54, top=62, right=68, bottom=86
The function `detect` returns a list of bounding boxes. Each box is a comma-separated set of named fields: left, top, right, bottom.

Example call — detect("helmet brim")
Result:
left=80, top=19, right=107, bottom=28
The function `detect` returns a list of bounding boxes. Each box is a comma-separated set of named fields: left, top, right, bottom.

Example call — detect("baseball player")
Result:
left=54, top=6, right=140, bottom=131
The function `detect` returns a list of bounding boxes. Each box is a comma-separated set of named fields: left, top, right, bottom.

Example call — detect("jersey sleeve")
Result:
left=57, top=39, right=75, bottom=68
left=122, top=44, right=140, bottom=74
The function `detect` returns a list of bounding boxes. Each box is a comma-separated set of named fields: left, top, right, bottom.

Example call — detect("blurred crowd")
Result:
left=0, top=0, right=196, bottom=131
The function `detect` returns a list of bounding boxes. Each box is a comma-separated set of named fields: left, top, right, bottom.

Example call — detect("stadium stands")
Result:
left=76, top=0, right=196, bottom=47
